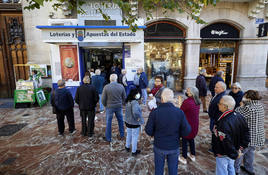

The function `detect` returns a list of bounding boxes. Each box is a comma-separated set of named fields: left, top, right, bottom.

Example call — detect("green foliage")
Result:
left=24, top=0, right=219, bottom=31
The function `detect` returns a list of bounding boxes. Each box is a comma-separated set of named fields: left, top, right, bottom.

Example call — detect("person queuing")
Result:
left=53, top=79, right=76, bottom=136
left=118, top=69, right=128, bottom=94
left=229, top=82, right=243, bottom=109
left=179, top=87, right=201, bottom=165
left=196, top=69, right=208, bottom=112
left=234, top=90, right=265, bottom=175
left=212, top=95, right=249, bottom=175
left=138, top=68, right=148, bottom=105
left=102, top=74, right=126, bottom=142
left=91, top=69, right=105, bottom=113
left=145, top=88, right=191, bottom=175
left=208, top=82, right=226, bottom=153
left=209, top=71, right=224, bottom=97
left=124, top=88, right=144, bottom=156
left=208, top=82, right=226, bottom=133
left=75, top=76, right=99, bottom=137
left=149, top=75, right=165, bottom=107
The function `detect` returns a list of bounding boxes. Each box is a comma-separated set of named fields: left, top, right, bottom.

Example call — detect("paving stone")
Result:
left=0, top=91, right=267, bottom=174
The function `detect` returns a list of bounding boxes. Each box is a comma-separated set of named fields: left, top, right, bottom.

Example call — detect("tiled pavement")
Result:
left=0, top=92, right=267, bottom=175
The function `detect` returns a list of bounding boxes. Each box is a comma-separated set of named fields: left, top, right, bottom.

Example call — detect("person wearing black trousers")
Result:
left=75, top=76, right=99, bottom=137
left=53, top=79, right=76, bottom=135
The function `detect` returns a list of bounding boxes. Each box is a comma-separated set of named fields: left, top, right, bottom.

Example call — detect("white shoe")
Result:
left=179, top=156, right=187, bottom=164
left=187, top=153, right=196, bottom=162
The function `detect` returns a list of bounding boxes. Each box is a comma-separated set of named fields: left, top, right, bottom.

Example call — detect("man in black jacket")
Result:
left=75, top=76, right=99, bottom=137
left=212, top=95, right=249, bottom=175
left=54, top=79, right=76, bottom=136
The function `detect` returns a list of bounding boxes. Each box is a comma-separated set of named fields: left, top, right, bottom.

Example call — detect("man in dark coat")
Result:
left=138, top=68, right=148, bottom=105
left=54, top=79, right=76, bottom=135
left=208, top=81, right=226, bottom=132
left=212, top=95, right=249, bottom=175
left=145, top=88, right=191, bottom=175
left=75, top=76, right=99, bottom=137
left=91, top=69, right=105, bottom=113
left=196, top=68, right=208, bottom=112
left=209, top=71, right=224, bottom=97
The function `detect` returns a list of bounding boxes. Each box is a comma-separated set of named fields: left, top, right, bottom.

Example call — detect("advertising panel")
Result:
left=59, top=45, right=79, bottom=81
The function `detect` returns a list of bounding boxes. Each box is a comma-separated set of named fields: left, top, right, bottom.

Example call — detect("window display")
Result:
left=199, top=41, right=236, bottom=88
left=145, top=42, right=184, bottom=91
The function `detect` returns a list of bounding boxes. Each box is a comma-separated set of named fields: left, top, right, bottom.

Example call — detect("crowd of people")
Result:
left=51, top=68, right=265, bottom=175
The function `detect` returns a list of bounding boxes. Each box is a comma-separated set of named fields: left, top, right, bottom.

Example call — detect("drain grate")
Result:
left=0, top=123, right=27, bottom=136
left=1, top=157, right=16, bottom=165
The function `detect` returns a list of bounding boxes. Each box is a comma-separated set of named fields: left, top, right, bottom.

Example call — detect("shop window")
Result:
left=199, top=41, right=236, bottom=88
left=145, top=42, right=184, bottom=91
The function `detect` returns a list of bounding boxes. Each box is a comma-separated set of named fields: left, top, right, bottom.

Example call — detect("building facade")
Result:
left=21, top=0, right=268, bottom=96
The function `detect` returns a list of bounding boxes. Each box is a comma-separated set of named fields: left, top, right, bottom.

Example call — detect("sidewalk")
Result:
left=0, top=92, right=267, bottom=175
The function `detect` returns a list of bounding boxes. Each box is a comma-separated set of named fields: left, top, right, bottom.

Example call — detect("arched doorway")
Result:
left=144, top=21, right=186, bottom=91
left=200, top=22, right=240, bottom=89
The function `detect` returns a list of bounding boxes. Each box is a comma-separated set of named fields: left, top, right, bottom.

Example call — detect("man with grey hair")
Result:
left=92, top=69, right=105, bottom=113
left=118, top=69, right=128, bottom=92
left=208, top=81, right=226, bottom=132
left=102, top=74, right=126, bottom=142
left=137, top=67, right=148, bottom=105
left=212, top=95, right=249, bottom=175
left=75, top=76, right=99, bottom=137
left=54, top=79, right=76, bottom=136
left=145, top=88, right=191, bottom=175
left=209, top=71, right=224, bottom=97
left=208, top=81, right=226, bottom=153
left=196, top=69, right=208, bottom=112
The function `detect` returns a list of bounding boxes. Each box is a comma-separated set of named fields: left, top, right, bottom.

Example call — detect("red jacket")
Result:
left=180, top=97, right=200, bottom=139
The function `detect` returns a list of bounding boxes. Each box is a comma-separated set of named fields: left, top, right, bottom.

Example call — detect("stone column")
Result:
left=236, top=39, right=268, bottom=91
left=183, top=39, right=201, bottom=89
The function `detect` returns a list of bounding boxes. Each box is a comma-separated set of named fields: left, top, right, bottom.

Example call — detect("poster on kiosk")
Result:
left=53, top=45, right=80, bottom=97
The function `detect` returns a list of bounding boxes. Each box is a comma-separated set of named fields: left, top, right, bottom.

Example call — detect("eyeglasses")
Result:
left=232, top=87, right=238, bottom=90
left=155, top=80, right=161, bottom=82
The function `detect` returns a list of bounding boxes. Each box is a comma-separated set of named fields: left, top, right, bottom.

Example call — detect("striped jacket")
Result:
left=235, top=100, right=265, bottom=147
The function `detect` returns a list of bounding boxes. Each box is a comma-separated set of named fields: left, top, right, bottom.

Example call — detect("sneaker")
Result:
left=100, top=111, right=104, bottom=114
left=179, top=156, right=187, bottom=164
left=187, top=153, right=196, bottom=162
left=125, top=147, right=130, bottom=152
left=102, top=136, right=111, bottom=143
left=132, top=150, right=141, bottom=156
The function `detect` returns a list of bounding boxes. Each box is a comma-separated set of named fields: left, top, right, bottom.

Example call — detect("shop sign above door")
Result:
left=36, top=26, right=145, bottom=43
left=201, top=23, right=240, bottom=39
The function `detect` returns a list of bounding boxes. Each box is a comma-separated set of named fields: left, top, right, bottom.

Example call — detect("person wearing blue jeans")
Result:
left=124, top=88, right=144, bottom=156
left=141, top=88, right=148, bottom=105
left=126, top=127, right=140, bottom=153
left=154, top=146, right=179, bottom=175
left=234, top=146, right=255, bottom=175
left=212, top=96, right=249, bottom=175
left=99, top=94, right=104, bottom=112
left=105, top=107, right=124, bottom=142
left=216, top=156, right=235, bottom=175
left=145, top=88, right=191, bottom=175
left=102, top=74, right=126, bottom=142
left=137, top=68, right=148, bottom=105
left=91, top=69, right=105, bottom=113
